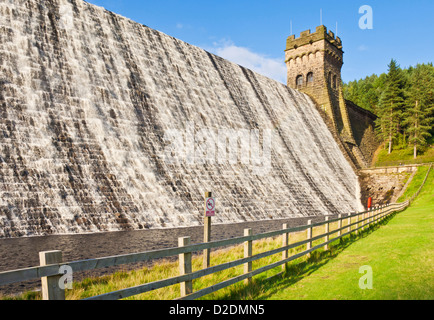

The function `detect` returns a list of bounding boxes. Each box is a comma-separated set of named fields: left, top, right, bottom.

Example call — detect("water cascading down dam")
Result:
left=0, top=0, right=363, bottom=238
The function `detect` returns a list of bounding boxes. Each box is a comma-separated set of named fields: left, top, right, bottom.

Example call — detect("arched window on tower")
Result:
left=307, top=72, right=314, bottom=85
left=296, top=75, right=304, bottom=88
left=333, top=75, right=337, bottom=89
left=328, top=72, right=332, bottom=85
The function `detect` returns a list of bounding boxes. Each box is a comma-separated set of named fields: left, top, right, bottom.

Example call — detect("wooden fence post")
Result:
left=337, top=214, right=342, bottom=237
left=366, top=210, right=370, bottom=228
left=347, top=213, right=352, bottom=233
left=372, top=208, right=375, bottom=224
left=179, top=237, right=192, bottom=297
left=39, top=250, right=64, bottom=300
left=307, top=220, right=312, bottom=257
left=373, top=208, right=376, bottom=224
left=244, top=229, right=253, bottom=285
left=369, top=209, right=372, bottom=226
left=282, top=224, right=289, bottom=272
left=324, top=217, right=330, bottom=251
left=356, top=212, right=360, bottom=235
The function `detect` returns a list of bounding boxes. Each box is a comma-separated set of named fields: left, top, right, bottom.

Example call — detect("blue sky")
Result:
left=87, top=0, right=434, bottom=84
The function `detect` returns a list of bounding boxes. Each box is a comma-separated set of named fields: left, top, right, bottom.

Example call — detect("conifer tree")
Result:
left=403, top=64, right=434, bottom=158
left=375, top=59, right=405, bottom=154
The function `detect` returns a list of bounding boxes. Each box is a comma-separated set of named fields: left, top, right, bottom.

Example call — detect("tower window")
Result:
left=307, top=72, right=314, bottom=84
left=333, top=75, right=337, bottom=89
left=296, top=75, right=304, bottom=87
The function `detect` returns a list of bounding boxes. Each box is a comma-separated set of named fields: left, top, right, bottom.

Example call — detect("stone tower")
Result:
left=285, top=25, right=368, bottom=168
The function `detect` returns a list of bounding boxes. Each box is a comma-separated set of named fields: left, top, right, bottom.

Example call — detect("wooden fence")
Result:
left=0, top=164, right=431, bottom=300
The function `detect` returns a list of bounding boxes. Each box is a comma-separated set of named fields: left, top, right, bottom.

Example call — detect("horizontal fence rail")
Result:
left=0, top=164, right=431, bottom=300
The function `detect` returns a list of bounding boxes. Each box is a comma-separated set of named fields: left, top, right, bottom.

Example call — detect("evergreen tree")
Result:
left=344, top=60, right=434, bottom=158
left=375, top=59, right=406, bottom=154
left=343, top=74, right=382, bottom=113
left=403, top=64, right=434, bottom=158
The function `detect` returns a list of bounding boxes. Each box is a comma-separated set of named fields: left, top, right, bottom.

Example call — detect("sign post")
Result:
left=203, top=192, right=215, bottom=268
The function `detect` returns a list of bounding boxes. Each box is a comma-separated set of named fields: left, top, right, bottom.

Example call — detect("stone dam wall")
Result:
left=0, top=0, right=362, bottom=238
left=358, top=165, right=422, bottom=207
left=345, top=99, right=380, bottom=167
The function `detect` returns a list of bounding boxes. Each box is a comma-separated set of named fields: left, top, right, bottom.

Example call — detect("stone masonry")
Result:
left=285, top=26, right=381, bottom=168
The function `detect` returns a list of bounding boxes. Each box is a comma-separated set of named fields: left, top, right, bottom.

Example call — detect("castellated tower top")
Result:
left=285, top=25, right=343, bottom=52
left=285, top=25, right=344, bottom=93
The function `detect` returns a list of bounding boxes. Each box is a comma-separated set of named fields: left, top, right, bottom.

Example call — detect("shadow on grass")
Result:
left=216, top=212, right=399, bottom=300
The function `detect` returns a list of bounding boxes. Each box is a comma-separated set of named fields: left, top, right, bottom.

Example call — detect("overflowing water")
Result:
left=0, top=0, right=362, bottom=238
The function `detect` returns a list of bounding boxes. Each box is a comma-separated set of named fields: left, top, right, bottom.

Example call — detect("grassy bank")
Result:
left=372, top=139, right=434, bottom=167
left=2, top=167, right=432, bottom=301
left=256, top=166, right=433, bottom=300
left=398, top=165, right=431, bottom=202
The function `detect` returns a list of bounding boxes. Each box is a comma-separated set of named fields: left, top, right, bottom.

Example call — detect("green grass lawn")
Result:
left=255, top=166, right=433, bottom=300
left=373, top=142, right=434, bottom=167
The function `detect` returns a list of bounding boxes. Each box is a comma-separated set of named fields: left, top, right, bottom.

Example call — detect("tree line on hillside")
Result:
left=343, top=60, right=434, bottom=159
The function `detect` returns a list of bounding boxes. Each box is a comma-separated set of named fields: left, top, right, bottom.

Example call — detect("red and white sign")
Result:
left=205, top=197, right=216, bottom=217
